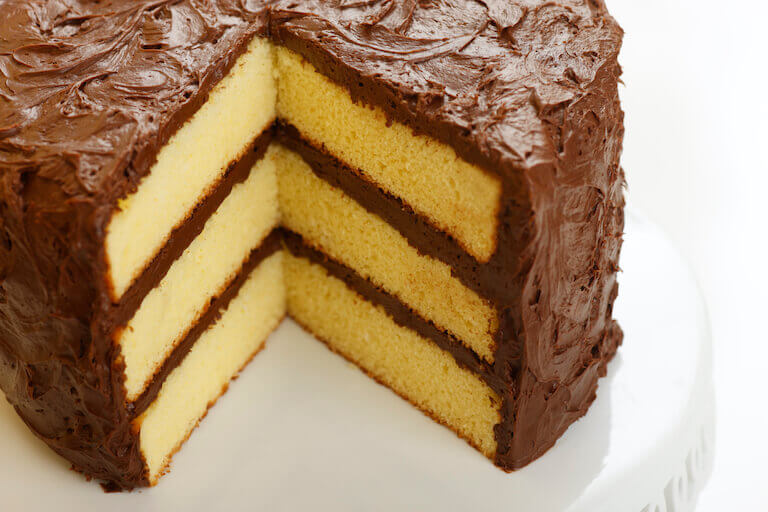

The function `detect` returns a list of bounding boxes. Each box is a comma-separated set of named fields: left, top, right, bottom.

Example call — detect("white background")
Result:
left=610, top=0, right=767, bottom=508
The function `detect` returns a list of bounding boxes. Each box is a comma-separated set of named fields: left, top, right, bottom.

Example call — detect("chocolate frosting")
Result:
left=0, top=0, right=624, bottom=488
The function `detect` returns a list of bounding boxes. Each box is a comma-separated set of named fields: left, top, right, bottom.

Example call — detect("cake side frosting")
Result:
left=0, top=0, right=269, bottom=488
left=501, top=36, right=626, bottom=468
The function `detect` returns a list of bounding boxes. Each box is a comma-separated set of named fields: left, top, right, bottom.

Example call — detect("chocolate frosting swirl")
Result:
left=0, top=0, right=624, bottom=487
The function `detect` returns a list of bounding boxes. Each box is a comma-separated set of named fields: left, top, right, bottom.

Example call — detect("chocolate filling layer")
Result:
left=277, top=122, right=504, bottom=303
left=110, top=128, right=274, bottom=329
left=275, top=122, right=528, bottom=398
left=282, top=229, right=505, bottom=396
left=130, top=229, right=282, bottom=418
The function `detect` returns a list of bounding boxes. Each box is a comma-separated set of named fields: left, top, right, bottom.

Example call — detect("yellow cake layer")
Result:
left=275, top=145, right=497, bottom=363
left=138, top=251, right=285, bottom=484
left=119, top=153, right=279, bottom=402
left=284, top=252, right=500, bottom=457
left=106, top=37, right=277, bottom=301
left=275, top=47, right=502, bottom=263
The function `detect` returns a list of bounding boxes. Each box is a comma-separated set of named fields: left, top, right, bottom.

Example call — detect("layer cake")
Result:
left=0, top=0, right=625, bottom=489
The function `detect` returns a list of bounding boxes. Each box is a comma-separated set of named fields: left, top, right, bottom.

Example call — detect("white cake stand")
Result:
left=0, top=211, right=714, bottom=512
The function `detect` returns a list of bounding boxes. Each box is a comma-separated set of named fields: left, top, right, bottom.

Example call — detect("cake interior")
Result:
left=139, top=251, right=285, bottom=483
left=120, top=152, right=279, bottom=402
left=105, top=37, right=276, bottom=302
left=109, top=38, right=519, bottom=484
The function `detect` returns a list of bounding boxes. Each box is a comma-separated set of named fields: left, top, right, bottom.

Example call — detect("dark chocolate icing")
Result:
left=0, top=0, right=625, bottom=488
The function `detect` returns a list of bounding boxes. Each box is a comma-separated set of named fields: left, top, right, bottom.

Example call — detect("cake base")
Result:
left=0, top=211, right=714, bottom=511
